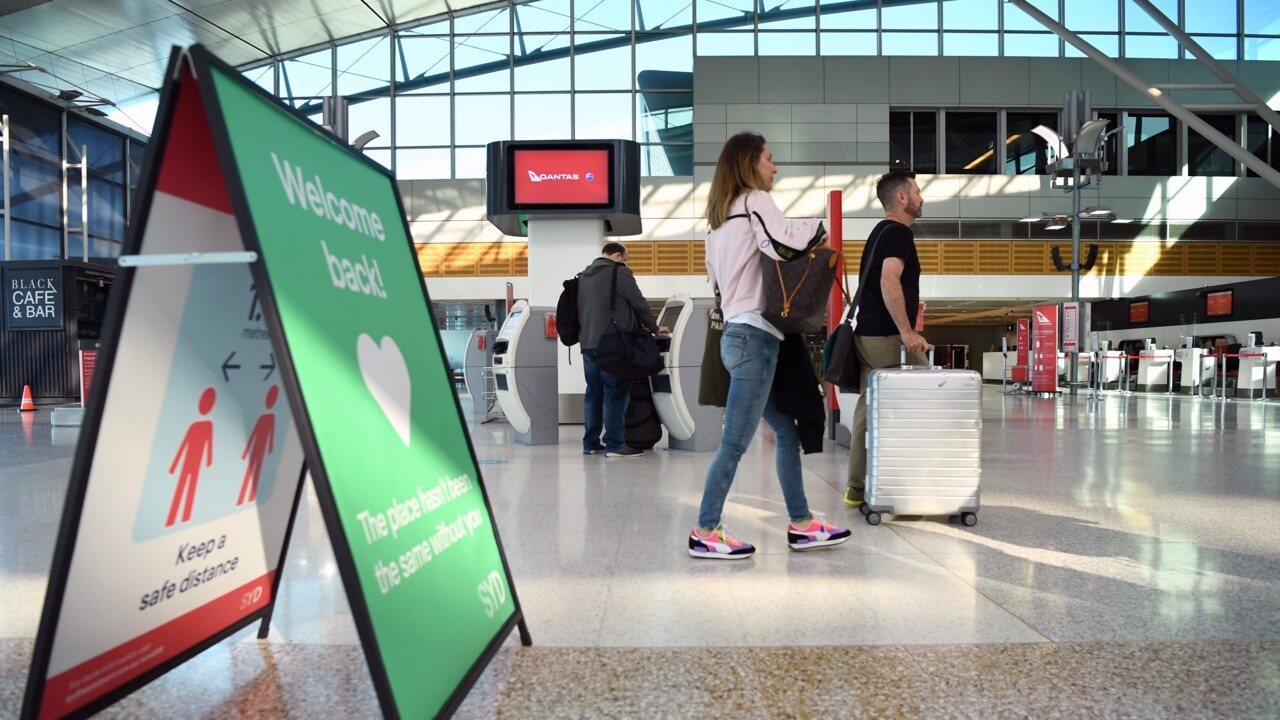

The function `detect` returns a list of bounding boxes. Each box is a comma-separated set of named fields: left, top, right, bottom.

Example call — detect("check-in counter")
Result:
left=1175, top=347, right=1213, bottom=396
left=981, top=352, right=1007, bottom=383
left=1134, top=348, right=1175, bottom=393
left=1235, top=346, right=1280, bottom=400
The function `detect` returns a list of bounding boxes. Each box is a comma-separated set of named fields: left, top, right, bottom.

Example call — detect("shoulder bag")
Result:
left=593, top=264, right=664, bottom=380
left=732, top=198, right=840, bottom=335
left=697, top=287, right=730, bottom=407
left=822, top=229, right=884, bottom=392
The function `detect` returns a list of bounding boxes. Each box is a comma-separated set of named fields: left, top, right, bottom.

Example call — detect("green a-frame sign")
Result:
left=23, top=45, right=529, bottom=720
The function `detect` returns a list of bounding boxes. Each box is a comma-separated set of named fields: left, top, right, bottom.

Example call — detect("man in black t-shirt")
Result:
left=845, top=171, right=930, bottom=506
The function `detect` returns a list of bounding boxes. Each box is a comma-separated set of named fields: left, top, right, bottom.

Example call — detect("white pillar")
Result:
left=525, top=217, right=607, bottom=417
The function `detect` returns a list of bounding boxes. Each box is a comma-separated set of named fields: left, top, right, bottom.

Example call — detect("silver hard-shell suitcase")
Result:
left=858, top=348, right=982, bottom=526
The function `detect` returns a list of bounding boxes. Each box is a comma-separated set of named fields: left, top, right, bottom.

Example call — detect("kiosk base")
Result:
left=558, top=394, right=584, bottom=424
left=514, top=424, right=559, bottom=445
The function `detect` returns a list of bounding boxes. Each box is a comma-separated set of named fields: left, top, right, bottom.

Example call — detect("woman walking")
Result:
left=689, top=132, right=852, bottom=560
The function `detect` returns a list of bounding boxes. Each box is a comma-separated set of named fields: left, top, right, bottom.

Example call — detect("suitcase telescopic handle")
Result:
left=900, top=344, right=935, bottom=369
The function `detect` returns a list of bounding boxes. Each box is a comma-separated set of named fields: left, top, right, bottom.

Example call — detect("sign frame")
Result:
left=21, top=49, right=311, bottom=720
left=24, top=45, right=529, bottom=720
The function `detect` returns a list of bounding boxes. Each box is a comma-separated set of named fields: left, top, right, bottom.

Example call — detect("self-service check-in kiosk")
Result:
left=464, top=328, right=498, bottom=421
left=492, top=301, right=558, bottom=444
left=651, top=294, right=724, bottom=451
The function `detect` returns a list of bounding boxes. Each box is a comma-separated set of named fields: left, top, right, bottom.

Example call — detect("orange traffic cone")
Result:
left=18, top=384, right=36, bottom=412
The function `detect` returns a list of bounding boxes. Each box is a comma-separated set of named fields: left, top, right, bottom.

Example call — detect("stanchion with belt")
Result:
left=1261, top=355, right=1272, bottom=403
left=1086, top=350, right=1105, bottom=407
left=1119, top=355, right=1135, bottom=395
left=1209, top=353, right=1225, bottom=401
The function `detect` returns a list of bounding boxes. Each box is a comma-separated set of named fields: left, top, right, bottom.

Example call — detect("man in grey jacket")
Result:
left=577, top=242, right=664, bottom=458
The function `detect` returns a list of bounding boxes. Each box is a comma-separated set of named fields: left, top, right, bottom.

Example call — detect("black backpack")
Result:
left=555, top=274, right=581, bottom=347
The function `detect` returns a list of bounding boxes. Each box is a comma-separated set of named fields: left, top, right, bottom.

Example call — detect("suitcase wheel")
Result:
left=858, top=503, right=881, bottom=525
left=959, top=512, right=977, bottom=527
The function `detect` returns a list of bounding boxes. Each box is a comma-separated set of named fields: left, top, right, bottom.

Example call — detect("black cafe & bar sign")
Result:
left=5, top=267, right=63, bottom=330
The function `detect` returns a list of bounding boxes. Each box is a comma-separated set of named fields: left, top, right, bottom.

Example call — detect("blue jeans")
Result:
left=698, top=323, right=811, bottom=530
left=582, top=349, right=631, bottom=452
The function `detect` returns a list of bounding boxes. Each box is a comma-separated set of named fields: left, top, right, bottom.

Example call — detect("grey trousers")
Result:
left=847, top=334, right=928, bottom=491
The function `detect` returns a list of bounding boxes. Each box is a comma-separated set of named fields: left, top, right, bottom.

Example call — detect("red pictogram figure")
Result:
left=167, top=387, right=216, bottom=527
left=238, top=385, right=278, bottom=506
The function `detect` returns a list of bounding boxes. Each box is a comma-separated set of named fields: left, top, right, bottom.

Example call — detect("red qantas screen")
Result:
left=1206, top=290, right=1232, bottom=317
left=512, top=148, right=611, bottom=206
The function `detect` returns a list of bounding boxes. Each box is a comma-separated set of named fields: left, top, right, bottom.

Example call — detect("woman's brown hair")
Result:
left=706, top=132, right=768, bottom=230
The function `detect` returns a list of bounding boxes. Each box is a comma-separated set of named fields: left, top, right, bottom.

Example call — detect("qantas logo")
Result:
left=1035, top=311, right=1051, bottom=324
left=528, top=170, right=590, bottom=182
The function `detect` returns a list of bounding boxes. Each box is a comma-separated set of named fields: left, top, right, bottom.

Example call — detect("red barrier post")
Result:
left=826, top=190, right=844, bottom=435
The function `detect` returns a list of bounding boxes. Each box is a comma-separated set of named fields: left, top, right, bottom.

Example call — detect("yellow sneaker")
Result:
left=843, top=487, right=864, bottom=506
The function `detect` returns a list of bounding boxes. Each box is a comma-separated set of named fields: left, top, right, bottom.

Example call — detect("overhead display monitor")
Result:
left=510, top=146, right=613, bottom=208
left=1129, top=300, right=1149, bottom=324
left=485, top=139, right=641, bottom=237
left=1205, top=289, right=1232, bottom=318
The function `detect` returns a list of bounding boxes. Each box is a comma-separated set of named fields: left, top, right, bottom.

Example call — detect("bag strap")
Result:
left=843, top=225, right=887, bottom=327
left=728, top=195, right=823, bottom=261
left=607, top=261, right=621, bottom=319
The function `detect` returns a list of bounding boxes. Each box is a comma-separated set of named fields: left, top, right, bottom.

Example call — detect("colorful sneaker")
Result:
left=843, top=487, right=864, bottom=506
left=787, top=517, right=852, bottom=550
left=605, top=446, right=644, bottom=458
left=688, top=525, right=755, bottom=560
left=583, top=444, right=605, bottom=455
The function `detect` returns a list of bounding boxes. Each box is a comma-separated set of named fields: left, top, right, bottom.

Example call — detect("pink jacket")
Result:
left=705, top=189, right=825, bottom=325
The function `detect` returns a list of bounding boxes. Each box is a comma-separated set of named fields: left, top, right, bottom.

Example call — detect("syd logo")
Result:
left=478, top=570, right=508, bottom=618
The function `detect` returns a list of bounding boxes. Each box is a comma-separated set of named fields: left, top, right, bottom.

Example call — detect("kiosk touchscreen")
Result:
left=651, top=294, right=723, bottom=452
left=492, top=301, right=558, bottom=444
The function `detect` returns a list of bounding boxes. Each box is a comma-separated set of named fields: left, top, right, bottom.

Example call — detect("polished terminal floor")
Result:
left=2, top=387, right=1278, bottom=718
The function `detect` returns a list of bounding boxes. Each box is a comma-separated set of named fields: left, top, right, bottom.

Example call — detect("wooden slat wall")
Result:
left=915, top=242, right=941, bottom=275
left=1255, top=243, right=1280, bottom=276
left=1220, top=244, right=1253, bottom=275
left=1185, top=244, right=1219, bottom=275
left=415, top=240, right=1279, bottom=277
left=975, top=242, right=1011, bottom=274
left=1011, top=243, right=1049, bottom=274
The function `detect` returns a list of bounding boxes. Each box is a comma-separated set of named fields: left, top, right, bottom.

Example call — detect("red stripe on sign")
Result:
left=154, top=66, right=233, bottom=213
left=39, top=571, right=275, bottom=720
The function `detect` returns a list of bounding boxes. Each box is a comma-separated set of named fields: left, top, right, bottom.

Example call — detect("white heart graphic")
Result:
left=357, top=334, right=412, bottom=447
